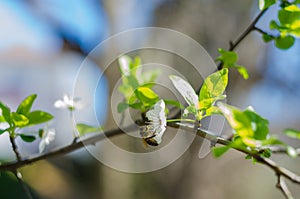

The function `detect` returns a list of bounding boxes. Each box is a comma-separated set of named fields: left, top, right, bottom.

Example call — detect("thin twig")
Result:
left=217, top=8, right=268, bottom=69
left=0, top=124, right=136, bottom=171
left=9, top=136, right=22, bottom=162
left=276, top=175, right=294, bottom=199
left=269, top=146, right=300, bottom=156
left=9, top=136, right=34, bottom=199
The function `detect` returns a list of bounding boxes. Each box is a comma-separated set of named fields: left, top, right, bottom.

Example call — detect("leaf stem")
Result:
left=167, top=118, right=195, bottom=123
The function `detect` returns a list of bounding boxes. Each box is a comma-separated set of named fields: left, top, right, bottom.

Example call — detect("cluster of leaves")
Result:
left=260, top=0, right=300, bottom=49
left=117, top=56, right=182, bottom=114
left=216, top=48, right=249, bottom=79
left=169, top=68, right=228, bottom=120
left=213, top=103, right=298, bottom=160
left=117, top=56, right=161, bottom=113
left=0, top=94, right=53, bottom=143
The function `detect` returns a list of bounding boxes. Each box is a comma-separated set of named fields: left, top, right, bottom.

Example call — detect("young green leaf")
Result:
left=16, top=94, right=37, bottom=115
left=218, top=103, right=253, bottom=138
left=259, top=0, right=276, bottom=10
left=243, top=109, right=269, bottom=140
left=275, top=35, right=295, bottom=49
left=169, top=75, right=199, bottom=109
left=11, top=112, right=29, bottom=127
left=20, top=134, right=36, bottom=142
left=235, top=66, right=249, bottom=79
left=199, top=68, right=228, bottom=109
left=27, top=111, right=54, bottom=125
left=262, top=33, right=274, bottom=42
left=212, top=146, right=230, bottom=158
left=0, top=102, right=12, bottom=125
left=283, top=128, right=300, bottom=139
left=216, top=49, right=238, bottom=67
left=135, top=87, right=159, bottom=105
left=76, top=123, right=102, bottom=136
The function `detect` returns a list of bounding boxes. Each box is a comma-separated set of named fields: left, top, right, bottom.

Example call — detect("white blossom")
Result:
left=39, top=128, right=56, bottom=153
left=54, top=95, right=83, bottom=111
left=145, top=100, right=167, bottom=144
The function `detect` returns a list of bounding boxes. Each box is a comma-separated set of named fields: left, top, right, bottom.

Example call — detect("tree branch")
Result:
left=276, top=175, right=294, bottom=199
left=217, top=8, right=268, bottom=69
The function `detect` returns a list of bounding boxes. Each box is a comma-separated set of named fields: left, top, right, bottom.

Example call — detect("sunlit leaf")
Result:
left=11, top=112, right=29, bottom=127
left=76, top=123, right=102, bottom=136
left=235, top=65, right=249, bottom=79
left=216, top=49, right=238, bottom=67
left=16, top=94, right=37, bottom=115
left=218, top=103, right=253, bottom=138
left=135, top=87, right=159, bottom=105
left=0, top=102, right=12, bottom=125
left=27, top=111, right=53, bottom=125
left=199, top=69, right=228, bottom=109
left=244, top=109, right=269, bottom=140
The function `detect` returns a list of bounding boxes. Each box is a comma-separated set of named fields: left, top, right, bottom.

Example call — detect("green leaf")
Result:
left=262, top=33, right=274, bottom=42
left=199, top=95, right=226, bottom=110
left=286, top=146, right=298, bottom=158
left=135, top=87, right=159, bottom=104
left=16, top=94, right=37, bottom=115
left=212, top=146, right=230, bottom=158
left=259, top=0, right=276, bottom=10
left=275, top=35, right=295, bottom=49
left=270, top=20, right=280, bottom=30
left=261, top=148, right=272, bottom=158
left=204, top=106, right=222, bottom=117
left=0, top=128, right=8, bottom=135
left=183, top=105, right=197, bottom=117
left=199, top=68, right=228, bottom=109
left=218, top=103, right=253, bottom=138
left=216, top=49, right=238, bottom=67
left=11, top=112, right=29, bottom=127
left=163, top=99, right=184, bottom=109
left=19, top=134, right=36, bottom=142
left=278, top=5, right=300, bottom=26
left=283, top=128, right=300, bottom=139
left=26, top=111, right=54, bottom=125
left=235, top=65, right=249, bottom=79
left=117, top=102, right=129, bottom=113
left=0, top=102, right=12, bottom=125
left=76, top=123, right=102, bottom=136
left=243, top=109, right=269, bottom=140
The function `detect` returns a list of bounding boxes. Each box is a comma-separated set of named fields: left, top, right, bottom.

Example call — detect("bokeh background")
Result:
left=0, top=0, right=300, bottom=198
